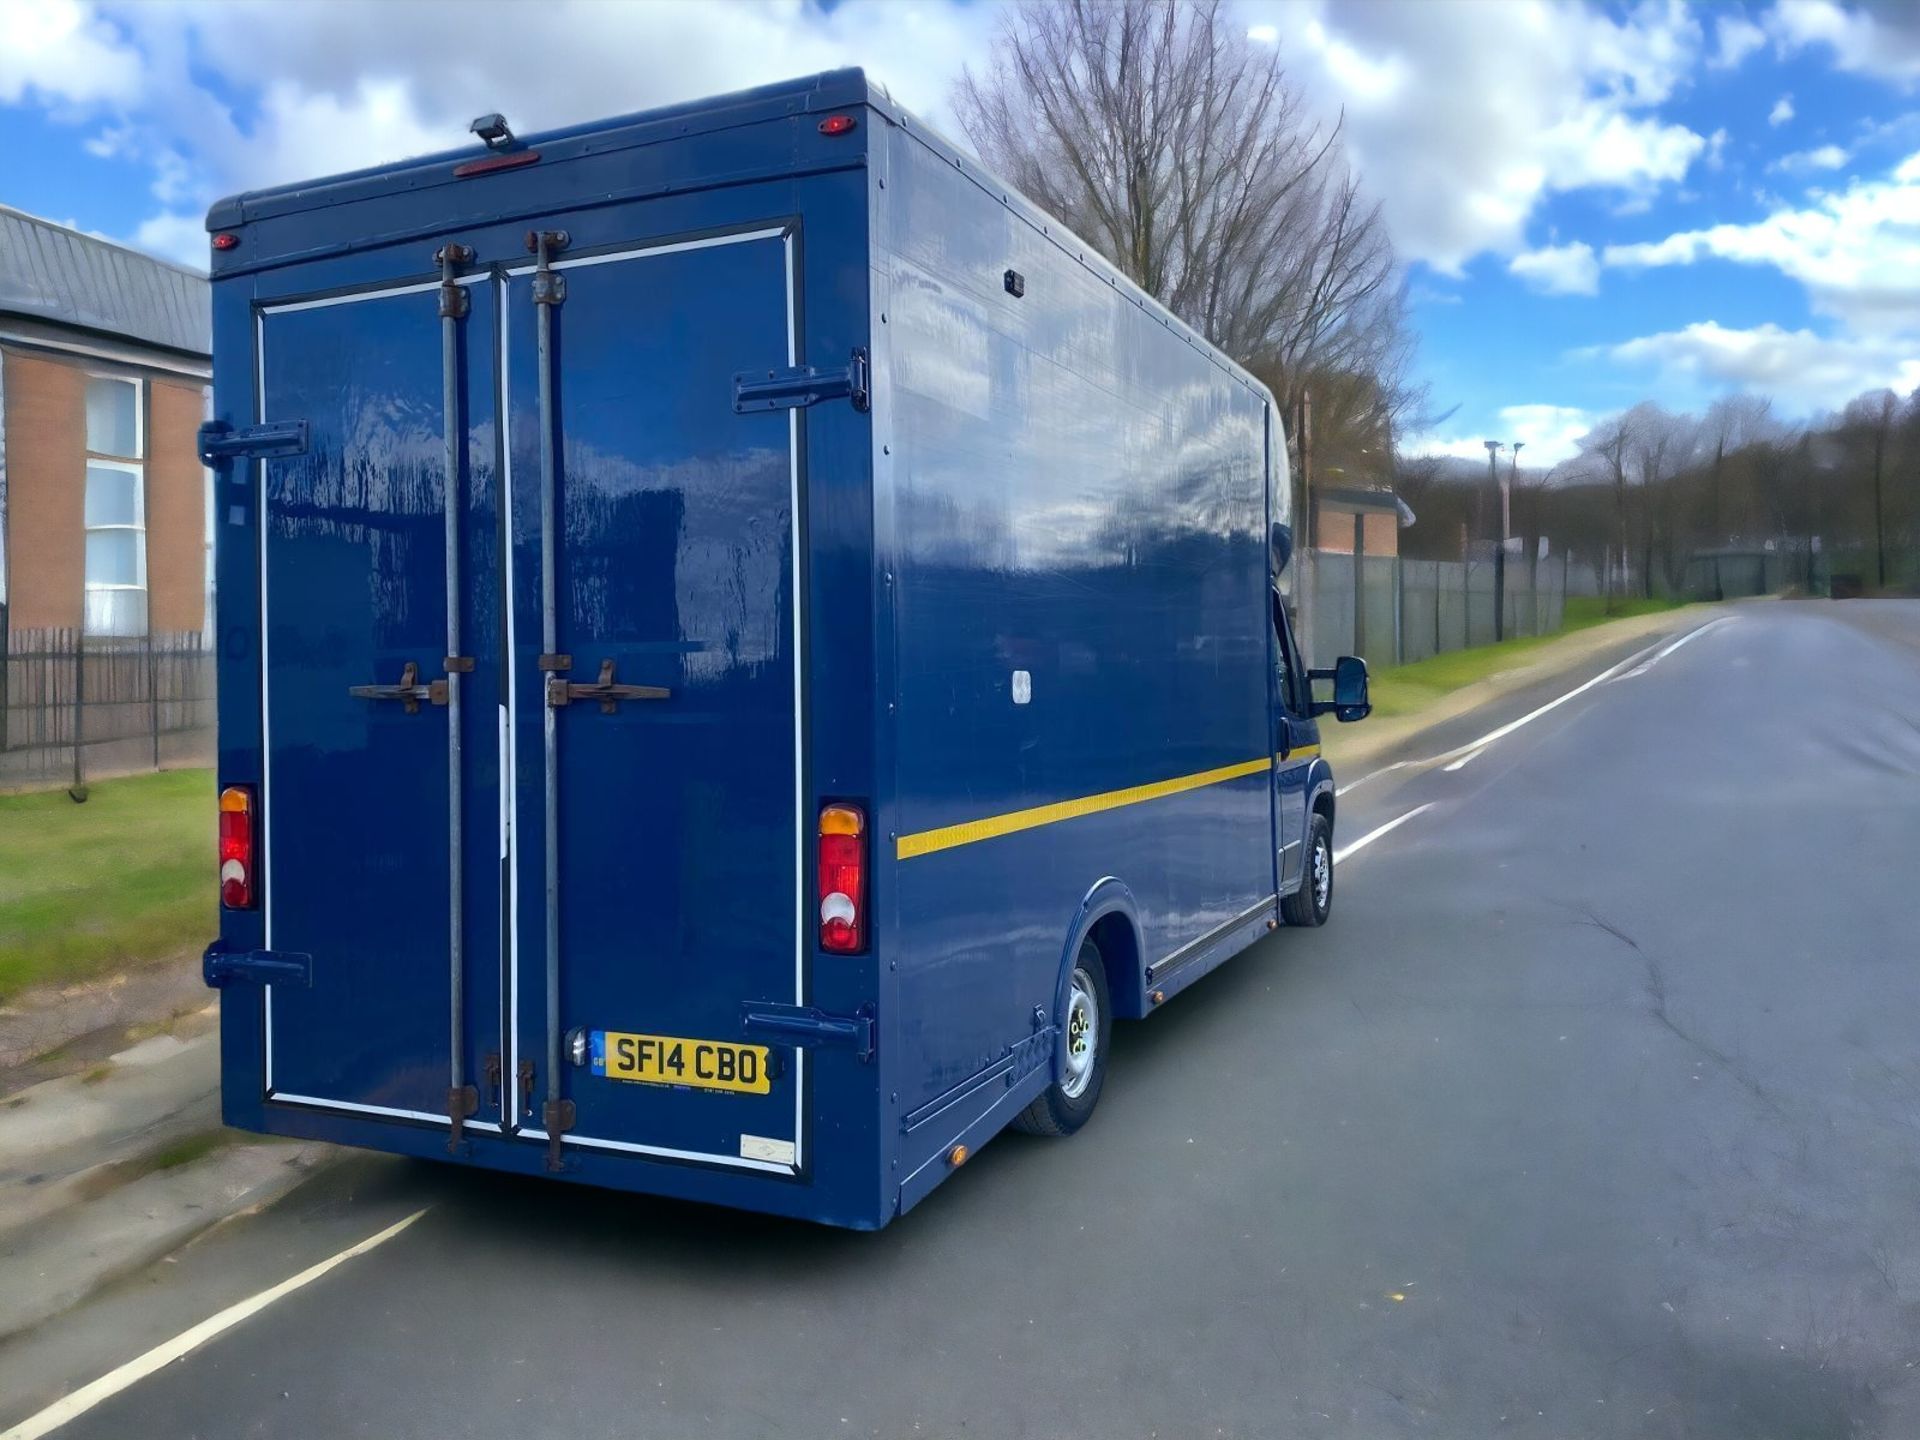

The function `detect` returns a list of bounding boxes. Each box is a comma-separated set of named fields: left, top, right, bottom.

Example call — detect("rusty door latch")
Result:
left=543, top=657, right=669, bottom=713
left=348, top=661, right=445, bottom=714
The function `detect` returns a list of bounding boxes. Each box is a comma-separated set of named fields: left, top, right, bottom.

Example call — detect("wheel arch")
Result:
left=1058, top=878, right=1147, bottom=1033
left=1308, top=759, right=1337, bottom=833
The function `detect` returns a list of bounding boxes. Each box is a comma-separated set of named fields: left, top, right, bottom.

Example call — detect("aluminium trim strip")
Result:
left=1145, top=895, right=1278, bottom=986
left=258, top=273, right=487, bottom=316
left=267, top=1094, right=503, bottom=1131
left=518, top=1128, right=795, bottom=1175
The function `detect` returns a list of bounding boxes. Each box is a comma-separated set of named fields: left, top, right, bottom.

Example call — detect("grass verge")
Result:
left=1366, top=597, right=1691, bottom=721
left=0, top=769, right=212, bottom=1005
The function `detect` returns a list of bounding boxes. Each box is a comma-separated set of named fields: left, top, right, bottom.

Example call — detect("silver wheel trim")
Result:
left=1061, top=966, right=1099, bottom=1100
left=1312, top=835, right=1332, bottom=912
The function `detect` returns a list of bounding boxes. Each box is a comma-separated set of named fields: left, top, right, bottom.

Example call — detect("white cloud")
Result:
left=1768, top=93, right=1795, bottom=126
left=8, top=0, right=1725, bottom=288
left=1710, top=13, right=1767, bottom=69
left=1241, top=0, right=1709, bottom=273
left=1409, top=403, right=1598, bottom=467
left=1603, top=150, right=1920, bottom=332
left=1510, top=240, right=1601, bottom=295
left=1771, top=142, right=1850, bottom=174
left=1602, top=321, right=1920, bottom=412
left=0, top=0, right=143, bottom=105
left=1770, top=0, right=1920, bottom=84
left=31, top=0, right=995, bottom=255
left=130, top=211, right=208, bottom=269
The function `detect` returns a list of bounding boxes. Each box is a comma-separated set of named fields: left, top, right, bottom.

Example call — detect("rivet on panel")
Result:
left=948, top=1145, right=969, bottom=1167
left=1151, top=990, right=1165, bottom=1006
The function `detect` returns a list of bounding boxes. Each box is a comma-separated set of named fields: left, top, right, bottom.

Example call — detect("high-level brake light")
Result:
left=219, top=786, right=256, bottom=909
left=818, top=803, right=866, bottom=953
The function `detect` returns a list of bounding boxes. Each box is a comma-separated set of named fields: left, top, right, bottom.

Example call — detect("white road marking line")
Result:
left=1424, top=627, right=1698, bottom=768
left=1335, top=803, right=1434, bottom=864
left=1336, top=759, right=1414, bottom=796
left=0, top=1208, right=431, bottom=1440
left=1334, top=616, right=1726, bottom=797
left=1441, top=747, right=1483, bottom=772
left=1650, top=614, right=1735, bottom=662
left=1614, top=615, right=1738, bottom=680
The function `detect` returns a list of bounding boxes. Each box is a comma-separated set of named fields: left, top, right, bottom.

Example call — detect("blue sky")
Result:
left=3, top=0, right=1917, bottom=465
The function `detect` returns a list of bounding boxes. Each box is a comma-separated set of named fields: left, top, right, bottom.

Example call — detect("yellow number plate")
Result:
left=591, top=1031, right=772, bottom=1095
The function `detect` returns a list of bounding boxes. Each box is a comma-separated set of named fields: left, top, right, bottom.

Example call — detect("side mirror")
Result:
left=1308, top=655, right=1371, bottom=723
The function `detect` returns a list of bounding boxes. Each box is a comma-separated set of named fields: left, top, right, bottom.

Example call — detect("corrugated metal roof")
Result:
left=0, top=205, right=209, bottom=358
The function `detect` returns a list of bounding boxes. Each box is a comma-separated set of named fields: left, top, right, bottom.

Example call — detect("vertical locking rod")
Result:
left=530, top=228, right=574, bottom=1170
left=437, top=241, right=478, bottom=1152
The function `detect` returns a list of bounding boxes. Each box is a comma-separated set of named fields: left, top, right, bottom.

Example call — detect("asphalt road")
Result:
left=5, top=599, right=1919, bottom=1439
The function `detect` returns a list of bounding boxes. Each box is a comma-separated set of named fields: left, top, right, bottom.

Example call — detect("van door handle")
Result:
left=543, top=657, right=670, bottom=713
left=348, top=661, right=445, bottom=714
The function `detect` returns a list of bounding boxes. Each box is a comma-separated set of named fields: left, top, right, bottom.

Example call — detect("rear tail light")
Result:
left=219, top=786, right=256, bottom=909
left=818, top=803, right=866, bottom=953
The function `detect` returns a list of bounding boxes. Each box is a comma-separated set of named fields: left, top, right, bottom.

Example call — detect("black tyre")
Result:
left=1013, top=939, right=1111, bottom=1137
left=1281, top=810, right=1333, bottom=927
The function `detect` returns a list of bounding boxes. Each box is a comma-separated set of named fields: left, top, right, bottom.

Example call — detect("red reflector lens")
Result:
left=219, top=785, right=255, bottom=909
left=818, top=803, right=865, bottom=953
left=817, top=113, right=858, bottom=136
left=211, top=232, right=239, bottom=251
left=452, top=149, right=541, bottom=178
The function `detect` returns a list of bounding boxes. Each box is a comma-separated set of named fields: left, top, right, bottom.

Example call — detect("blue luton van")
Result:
left=199, top=69, right=1372, bottom=1230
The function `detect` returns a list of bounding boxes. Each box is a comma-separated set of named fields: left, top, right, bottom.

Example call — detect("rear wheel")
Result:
left=1282, top=810, right=1333, bottom=927
left=1013, top=940, right=1110, bottom=1137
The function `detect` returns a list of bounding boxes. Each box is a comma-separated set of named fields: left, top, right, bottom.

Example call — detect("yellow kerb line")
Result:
left=895, top=745, right=1320, bottom=861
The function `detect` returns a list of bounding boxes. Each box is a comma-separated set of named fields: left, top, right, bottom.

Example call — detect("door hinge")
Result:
left=203, top=941, right=313, bottom=989
left=740, top=1001, right=876, bottom=1062
left=435, top=241, right=474, bottom=319
left=543, top=1099, right=576, bottom=1172
left=733, top=347, right=870, bottom=414
left=483, top=1051, right=503, bottom=1111
left=197, top=419, right=310, bottom=467
left=447, top=1084, right=479, bottom=1154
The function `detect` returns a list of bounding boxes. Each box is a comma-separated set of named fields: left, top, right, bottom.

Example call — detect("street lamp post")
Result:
left=1505, top=441, right=1523, bottom=544
left=1484, top=440, right=1505, bottom=642
left=1509, top=441, right=1527, bottom=633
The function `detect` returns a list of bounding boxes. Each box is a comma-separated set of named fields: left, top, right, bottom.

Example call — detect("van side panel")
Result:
left=872, top=122, right=1273, bottom=1174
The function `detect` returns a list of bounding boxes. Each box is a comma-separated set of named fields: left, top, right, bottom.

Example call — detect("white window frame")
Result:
left=83, top=375, right=147, bottom=636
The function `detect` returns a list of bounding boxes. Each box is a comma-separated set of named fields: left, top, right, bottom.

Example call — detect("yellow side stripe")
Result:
left=895, top=743, right=1320, bottom=861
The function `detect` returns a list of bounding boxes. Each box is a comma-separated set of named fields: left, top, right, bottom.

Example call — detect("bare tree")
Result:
left=1843, top=390, right=1900, bottom=588
left=1574, top=413, right=1634, bottom=607
left=1699, top=394, right=1776, bottom=548
left=954, top=0, right=1403, bottom=426
left=1625, top=404, right=1699, bottom=597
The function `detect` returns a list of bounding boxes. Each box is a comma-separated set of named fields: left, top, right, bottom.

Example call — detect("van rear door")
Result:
left=505, top=224, right=807, bottom=1173
left=256, top=273, right=504, bottom=1130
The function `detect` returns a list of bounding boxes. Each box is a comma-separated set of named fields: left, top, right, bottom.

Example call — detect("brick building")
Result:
left=0, top=206, right=211, bottom=640
left=1311, top=485, right=1411, bottom=560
